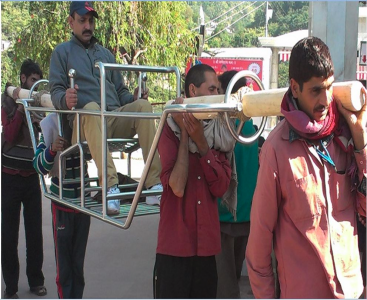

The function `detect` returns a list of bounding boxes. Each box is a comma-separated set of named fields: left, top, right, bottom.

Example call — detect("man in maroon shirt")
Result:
left=1, top=59, right=47, bottom=299
left=153, top=64, right=232, bottom=298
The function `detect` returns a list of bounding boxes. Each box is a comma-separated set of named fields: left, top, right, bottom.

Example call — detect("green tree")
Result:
left=251, top=1, right=308, bottom=37
left=1, top=1, right=32, bottom=88
left=268, top=2, right=308, bottom=37
left=198, top=1, right=308, bottom=46
left=207, top=23, right=234, bottom=48
left=2, top=1, right=196, bottom=94
left=278, top=61, right=290, bottom=88
left=233, top=27, right=263, bottom=47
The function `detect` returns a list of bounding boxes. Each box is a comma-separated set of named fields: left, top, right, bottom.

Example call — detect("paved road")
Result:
left=1, top=157, right=254, bottom=299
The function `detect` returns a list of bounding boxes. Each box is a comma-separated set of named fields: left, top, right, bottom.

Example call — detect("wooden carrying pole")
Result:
left=8, top=81, right=366, bottom=117
left=6, top=86, right=54, bottom=108
left=166, top=80, right=366, bottom=119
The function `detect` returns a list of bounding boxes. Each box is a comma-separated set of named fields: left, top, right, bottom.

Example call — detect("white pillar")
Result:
left=270, top=47, right=279, bottom=89
left=309, top=1, right=359, bottom=81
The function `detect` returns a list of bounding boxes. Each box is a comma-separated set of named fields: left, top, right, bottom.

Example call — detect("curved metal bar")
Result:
left=28, top=79, right=49, bottom=97
left=94, top=62, right=181, bottom=98
left=28, top=79, right=50, bottom=121
left=32, top=62, right=259, bottom=229
left=223, top=70, right=267, bottom=144
left=16, top=98, right=49, bottom=208
left=17, top=99, right=37, bottom=151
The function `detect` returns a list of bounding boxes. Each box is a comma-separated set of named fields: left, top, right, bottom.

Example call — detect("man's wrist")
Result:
left=49, top=144, right=57, bottom=156
left=353, top=131, right=367, bottom=151
left=355, top=142, right=367, bottom=153
left=197, top=142, right=209, bottom=157
left=62, top=96, right=70, bottom=110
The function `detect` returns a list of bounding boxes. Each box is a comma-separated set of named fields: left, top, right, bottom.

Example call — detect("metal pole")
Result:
left=265, top=1, right=269, bottom=37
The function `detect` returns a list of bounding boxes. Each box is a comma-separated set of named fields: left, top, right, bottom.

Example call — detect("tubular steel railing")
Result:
left=19, top=63, right=265, bottom=229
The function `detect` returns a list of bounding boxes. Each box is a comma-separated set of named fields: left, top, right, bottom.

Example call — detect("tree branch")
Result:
left=132, top=48, right=147, bottom=65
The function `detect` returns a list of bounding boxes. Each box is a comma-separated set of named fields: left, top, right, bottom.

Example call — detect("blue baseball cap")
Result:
left=70, top=1, right=98, bottom=18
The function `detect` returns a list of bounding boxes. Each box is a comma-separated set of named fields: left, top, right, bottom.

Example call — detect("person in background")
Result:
left=1, top=59, right=47, bottom=298
left=49, top=1, right=162, bottom=215
left=358, top=79, right=366, bottom=298
left=357, top=213, right=366, bottom=298
left=33, top=113, right=91, bottom=299
left=154, top=64, right=232, bottom=298
left=246, top=36, right=367, bottom=298
left=216, top=70, right=258, bottom=298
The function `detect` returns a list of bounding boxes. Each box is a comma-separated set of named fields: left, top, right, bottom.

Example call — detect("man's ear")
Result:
left=189, top=83, right=196, bottom=97
left=20, top=74, right=26, bottom=86
left=290, top=78, right=300, bottom=98
left=68, top=15, right=74, bottom=28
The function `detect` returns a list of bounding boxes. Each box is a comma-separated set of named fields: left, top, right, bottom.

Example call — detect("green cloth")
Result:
left=218, top=119, right=259, bottom=222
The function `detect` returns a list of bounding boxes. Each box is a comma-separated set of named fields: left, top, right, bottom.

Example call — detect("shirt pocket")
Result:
left=284, top=173, right=322, bottom=221
left=329, top=172, right=353, bottom=212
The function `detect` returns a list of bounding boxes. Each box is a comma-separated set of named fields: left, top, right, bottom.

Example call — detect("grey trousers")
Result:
left=216, top=223, right=249, bottom=299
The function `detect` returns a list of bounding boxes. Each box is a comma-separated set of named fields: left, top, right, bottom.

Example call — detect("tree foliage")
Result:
left=2, top=1, right=196, bottom=91
left=1, top=1, right=33, bottom=88
left=267, top=1, right=308, bottom=37
left=2, top=1, right=309, bottom=91
left=278, top=61, right=290, bottom=88
left=187, top=1, right=308, bottom=49
left=188, top=1, right=308, bottom=87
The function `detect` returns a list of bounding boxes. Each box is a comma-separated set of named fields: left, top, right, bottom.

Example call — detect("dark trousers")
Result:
left=357, top=216, right=366, bottom=285
left=216, top=232, right=248, bottom=298
left=154, top=254, right=217, bottom=299
left=51, top=203, right=90, bottom=299
left=1, top=172, right=44, bottom=295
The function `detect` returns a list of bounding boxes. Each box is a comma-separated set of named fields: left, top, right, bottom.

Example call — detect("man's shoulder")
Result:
left=1, top=92, right=15, bottom=109
left=262, top=120, right=289, bottom=152
left=158, top=122, right=179, bottom=149
left=53, top=40, right=73, bottom=54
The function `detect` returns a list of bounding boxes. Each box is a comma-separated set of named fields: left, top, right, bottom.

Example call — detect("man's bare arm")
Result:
left=168, top=98, right=189, bottom=197
left=183, top=113, right=209, bottom=157
left=336, top=99, right=367, bottom=150
left=168, top=130, right=189, bottom=198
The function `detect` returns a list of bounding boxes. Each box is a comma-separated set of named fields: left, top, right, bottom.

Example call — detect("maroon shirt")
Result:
left=157, top=123, right=231, bottom=257
left=1, top=107, right=35, bottom=176
left=2, top=107, right=23, bottom=144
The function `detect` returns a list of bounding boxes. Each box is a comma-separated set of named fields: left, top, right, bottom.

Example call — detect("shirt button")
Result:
left=198, top=176, right=201, bottom=180
left=360, top=161, right=363, bottom=164
left=198, top=201, right=201, bottom=205
left=207, top=160, right=211, bottom=164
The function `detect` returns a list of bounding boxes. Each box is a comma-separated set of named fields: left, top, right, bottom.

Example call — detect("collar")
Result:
left=71, top=33, right=98, bottom=49
left=288, top=126, right=334, bottom=146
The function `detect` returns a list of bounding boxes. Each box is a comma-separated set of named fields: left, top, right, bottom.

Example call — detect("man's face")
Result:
left=68, top=12, right=95, bottom=44
left=218, top=83, right=226, bottom=95
left=21, top=73, right=41, bottom=90
left=290, top=76, right=334, bottom=122
left=189, top=71, right=219, bottom=97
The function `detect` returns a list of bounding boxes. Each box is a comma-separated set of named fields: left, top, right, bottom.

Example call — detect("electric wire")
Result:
left=206, top=2, right=266, bottom=42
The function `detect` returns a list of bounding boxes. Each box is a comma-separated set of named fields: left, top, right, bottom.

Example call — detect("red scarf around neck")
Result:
left=280, top=88, right=339, bottom=140
left=281, top=88, right=358, bottom=184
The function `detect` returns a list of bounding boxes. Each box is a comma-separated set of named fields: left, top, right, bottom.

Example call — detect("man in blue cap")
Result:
left=70, top=1, right=98, bottom=18
left=68, top=1, right=99, bottom=44
left=49, top=1, right=163, bottom=216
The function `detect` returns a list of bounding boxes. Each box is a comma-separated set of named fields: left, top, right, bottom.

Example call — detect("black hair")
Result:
left=289, top=37, right=334, bottom=91
left=19, top=59, right=43, bottom=86
left=359, top=80, right=366, bottom=88
left=218, top=70, right=247, bottom=94
left=185, top=64, right=216, bottom=97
